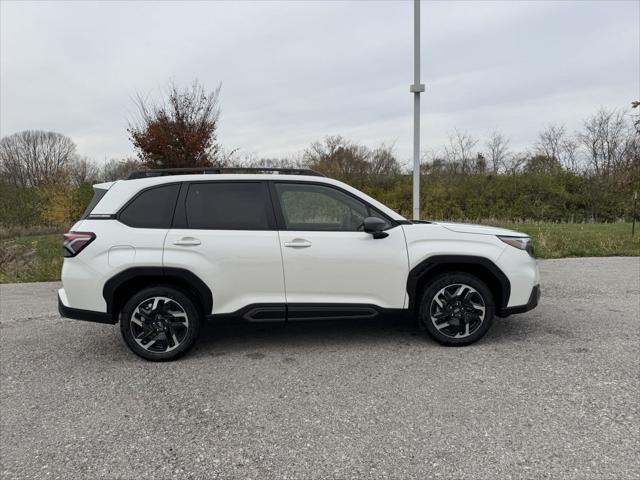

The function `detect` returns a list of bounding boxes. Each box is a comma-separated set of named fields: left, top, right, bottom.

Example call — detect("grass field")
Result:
left=0, top=223, right=638, bottom=283
left=0, top=234, right=62, bottom=283
left=497, top=222, right=640, bottom=259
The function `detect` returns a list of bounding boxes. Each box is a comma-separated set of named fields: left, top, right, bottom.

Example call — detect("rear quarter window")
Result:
left=81, top=188, right=108, bottom=219
left=119, top=184, right=180, bottom=228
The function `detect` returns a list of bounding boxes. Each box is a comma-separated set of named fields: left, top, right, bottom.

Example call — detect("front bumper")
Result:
left=58, top=292, right=116, bottom=324
left=498, top=284, right=540, bottom=317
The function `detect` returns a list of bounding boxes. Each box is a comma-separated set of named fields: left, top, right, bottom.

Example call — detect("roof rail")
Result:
left=126, top=167, right=325, bottom=180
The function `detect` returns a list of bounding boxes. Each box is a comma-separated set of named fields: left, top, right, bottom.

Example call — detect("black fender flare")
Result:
left=103, top=267, right=213, bottom=318
left=406, top=255, right=511, bottom=313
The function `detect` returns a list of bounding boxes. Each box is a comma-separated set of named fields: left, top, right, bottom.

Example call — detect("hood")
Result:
left=436, top=222, right=528, bottom=237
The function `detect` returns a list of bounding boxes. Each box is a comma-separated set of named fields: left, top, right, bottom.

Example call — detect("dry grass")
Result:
left=0, top=234, right=63, bottom=283
left=0, top=225, right=62, bottom=239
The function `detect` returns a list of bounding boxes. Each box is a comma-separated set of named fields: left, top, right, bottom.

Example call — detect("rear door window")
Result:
left=185, top=182, right=274, bottom=230
left=119, top=184, right=180, bottom=228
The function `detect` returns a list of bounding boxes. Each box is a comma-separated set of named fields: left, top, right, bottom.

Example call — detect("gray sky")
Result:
left=1, top=0, right=638, bottom=165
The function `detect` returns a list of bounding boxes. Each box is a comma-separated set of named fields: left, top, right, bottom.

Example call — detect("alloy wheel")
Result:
left=130, top=296, right=190, bottom=353
left=430, top=283, right=486, bottom=339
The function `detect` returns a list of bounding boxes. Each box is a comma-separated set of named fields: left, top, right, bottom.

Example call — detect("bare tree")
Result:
left=68, top=156, right=100, bottom=187
left=303, top=136, right=370, bottom=178
left=420, top=149, right=447, bottom=175
left=473, top=153, right=488, bottom=174
left=561, top=137, right=581, bottom=172
left=485, top=131, right=511, bottom=173
left=534, top=124, right=565, bottom=162
left=503, top=151, right=528, bottom=175
left=232, top=154, right=303, bottom=170
left=369, top=142, right=401, bottom=175
left=444, top=130, right=479, bottom=175
left=535, top=123, right=586, bottom=171
left=578, top=108, right=632, bottom=176
left=632, top=100, right=640, bottom=135
left=0, top=130, right=77, bottom=187
left=100, top=157, right=144, bottom=181
left=302, top=136, right=401, bottom=178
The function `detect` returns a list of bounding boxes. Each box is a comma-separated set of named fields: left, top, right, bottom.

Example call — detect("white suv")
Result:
left=58, top=168, right=540, bottom=361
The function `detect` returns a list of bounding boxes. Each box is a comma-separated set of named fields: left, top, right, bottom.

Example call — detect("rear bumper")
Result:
left=498, top=284, right=540, bottom=317
left=58, top=291, right=116, bottom=324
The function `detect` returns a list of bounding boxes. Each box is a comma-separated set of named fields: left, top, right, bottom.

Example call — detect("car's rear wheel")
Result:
left=418, top=272, right=494, bottom=346
left=120, top=286, right=201, bottom=361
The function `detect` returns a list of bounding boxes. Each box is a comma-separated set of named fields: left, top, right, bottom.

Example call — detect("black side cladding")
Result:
left=406, top=255, right=511, bottom=313
left=58, top=294, right=116, bottom=324
left=102, top=267, right=213, bottom=319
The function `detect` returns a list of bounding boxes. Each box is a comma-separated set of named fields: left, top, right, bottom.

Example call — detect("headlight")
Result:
left=498, top=235, right=534, bottom=257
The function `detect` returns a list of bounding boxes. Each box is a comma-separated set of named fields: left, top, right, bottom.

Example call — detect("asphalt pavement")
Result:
left=1, top=257, right=638, bottom=479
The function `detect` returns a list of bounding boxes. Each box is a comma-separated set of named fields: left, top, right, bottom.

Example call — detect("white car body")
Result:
left=58, top=171, right=540, bottom=357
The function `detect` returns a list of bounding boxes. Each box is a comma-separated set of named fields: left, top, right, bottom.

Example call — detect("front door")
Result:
left=271, top=181, right=409, bottom=314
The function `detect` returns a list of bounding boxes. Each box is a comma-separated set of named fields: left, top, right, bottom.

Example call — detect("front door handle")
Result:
left=173, top=237, right=201, bottom=246
left=284, top=238, right=312, bottom=248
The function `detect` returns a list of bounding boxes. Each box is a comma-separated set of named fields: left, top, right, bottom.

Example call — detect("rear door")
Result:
left=163, top=181, right=286, bottom=317
left=271, top=181, right=409, bottom=313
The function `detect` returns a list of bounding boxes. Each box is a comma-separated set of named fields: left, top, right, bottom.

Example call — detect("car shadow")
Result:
left=191, top=315, right=428, bottom=356
left=187, top=304, right=567, bottom=358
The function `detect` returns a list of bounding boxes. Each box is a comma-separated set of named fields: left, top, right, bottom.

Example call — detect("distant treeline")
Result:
left=1, top=105, right=638, bottom=229
left=348, top=171, right=634, bottom=223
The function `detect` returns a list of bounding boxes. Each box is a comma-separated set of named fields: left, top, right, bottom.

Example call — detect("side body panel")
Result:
left=278, top=227, right=409, bottom=309
left=163, top=229, right=286, bottom=314
left=403, top=223, right=539, bottom=308
left=495, top=244, right=540, bottom=306
left=60, top=219, right=167, bottom=312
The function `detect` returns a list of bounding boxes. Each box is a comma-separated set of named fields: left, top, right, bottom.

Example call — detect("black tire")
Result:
left=418, top=272, right=494, bottom=346
left=119, top=285, right=201, bottom=361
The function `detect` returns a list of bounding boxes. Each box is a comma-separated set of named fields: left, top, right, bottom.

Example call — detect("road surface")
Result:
left=1, top=257, right=638, bottom=479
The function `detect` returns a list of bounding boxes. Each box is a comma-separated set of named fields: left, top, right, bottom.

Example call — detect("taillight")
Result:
left=63, top=232, right=96, bottom=257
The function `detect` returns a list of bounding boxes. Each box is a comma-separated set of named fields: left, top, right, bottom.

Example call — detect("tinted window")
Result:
left=119, top=184, right=180, bottom=228
left=81, top=187, right=107, bottom=219
left=185, top=182, right=273, bottom=230
left=275, top=183, right=379, bottom=231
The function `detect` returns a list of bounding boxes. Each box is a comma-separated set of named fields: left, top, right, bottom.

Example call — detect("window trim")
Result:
left=268, top=180, right=397, bottom=232
left=116, top=182, right=182, bottom=229
left=114, top=179, right=396, bottom=232
left=176, top=180, right=277, bottom=231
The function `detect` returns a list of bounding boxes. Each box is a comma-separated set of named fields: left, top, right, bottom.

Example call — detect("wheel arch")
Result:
left=406, top=255, right=510, bottom=314
left=103, top=267, right=213, bottom=321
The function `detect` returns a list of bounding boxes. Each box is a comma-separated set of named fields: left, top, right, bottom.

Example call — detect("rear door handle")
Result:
left=284, top=238, right=312, bottom=248
left=173, top=237, right=201, bottom=246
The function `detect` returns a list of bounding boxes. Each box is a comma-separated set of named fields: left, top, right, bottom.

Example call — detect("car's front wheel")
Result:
left=418, top=272, right=494, bottom=346
left=120, top=286, right=201, bottom=361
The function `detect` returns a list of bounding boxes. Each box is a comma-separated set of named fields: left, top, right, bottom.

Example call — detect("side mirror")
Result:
left=363, top=216, right=389, bottom=239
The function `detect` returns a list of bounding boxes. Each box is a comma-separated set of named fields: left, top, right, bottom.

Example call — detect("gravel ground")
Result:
left=1, top=257, right=638, bottom=480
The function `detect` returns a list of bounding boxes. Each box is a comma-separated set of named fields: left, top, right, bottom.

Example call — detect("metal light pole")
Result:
left=633, top=190, right=637, bottom=236
left=410, top=0, right=425, bottom=220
